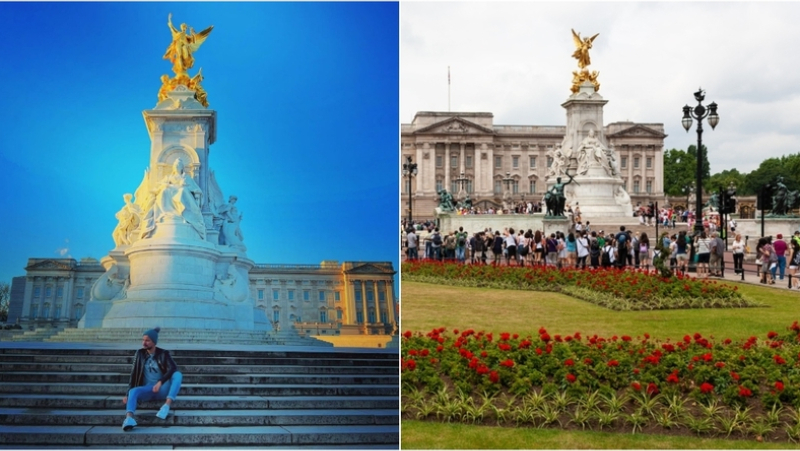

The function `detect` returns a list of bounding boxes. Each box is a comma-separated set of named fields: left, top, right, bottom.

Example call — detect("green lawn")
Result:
left=402, top=420, right=800, bottom=449
left=401, top=280, right=800, bottom=342
left=401, top=280, right=800, bottom=448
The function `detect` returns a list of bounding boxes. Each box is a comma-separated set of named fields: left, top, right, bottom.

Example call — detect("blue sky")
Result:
left=0, top=2, right=399, bottom=285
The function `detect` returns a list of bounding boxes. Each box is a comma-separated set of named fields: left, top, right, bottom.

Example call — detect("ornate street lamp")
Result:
left=455, top=171, right=469, bottom=200
left=402, top=156, right=418, bottom=222
left=682, top=88, right=719, bottom=235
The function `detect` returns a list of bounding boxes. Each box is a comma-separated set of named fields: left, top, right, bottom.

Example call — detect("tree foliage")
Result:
left=663, top=147, right=709, bottom=196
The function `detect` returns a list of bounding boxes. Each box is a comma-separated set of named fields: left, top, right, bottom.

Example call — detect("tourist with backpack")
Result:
left=455, top=227, right=468, bottom=263
left=430, top=228, right=443, bottom=261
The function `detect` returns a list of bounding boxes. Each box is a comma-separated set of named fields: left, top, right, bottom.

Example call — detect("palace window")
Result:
left=621, top=156, right=627, bottom=168
left=646, top=180, right=652, bottom=193
left=436, top=155, right=443, bottom=168
left=529, top=180, right=536, bottom=194
left=303, top=290, right=310, bottom=301
left=320, top=311, right=327, bottom=323
left=34, top=287, right=40, bottom=299
left=30, top=304, right=38, bottom=319
left=273, top=310, right=280, bottom=322
left=355, top=290, right=362, bottom=302
left=435, top=179, right=443, bottom=192
left=378, top=290, right=386, bottom=302
left=42, top=304, right=50, bottom=318
left=46, top=287, right=52, bottom=298
left=57, top=287, right=63, bottom=298
left=494, top=180, right=502, bottom=194
left=634, top=157, right=640, bottom=169
left=356, top=312, right=363, bottom=323
left=465, top=155, right=473, bottom=168
left=512, top=180, right=519, bottom=194
left=368, top=311, right=376, bottom=323
left=495, top=156, right=502, bottom=169
left=451, top=155, right=458, bottom=168
left=334, top=291, right=340, bottom=302
left=367, top=290, right=374, bottom=302
left=450, top=181, right=458, bottom=193
left=288, top=290, right=295, bottom=301
left=466, top=180, right=473, bottom=194
left=319, top=291, right=325, bottom=301
left=547, top=157, right=553, bottom=168
left=55, top=305, right=61, bottom=319
left=512, top=156, right=519, bottom=169
left=273, top=289, right=279, bottom=301
left=258, top=289, right=264, bottom=300
left=529, top=156, right=536, bottom=169
left=646, top=157, right=652, bottom=169
left=337, top=309, right=343, bottom=320
left=76, top=287, right=84, bottom=299
left=634, top=180, right=640, bottom=194
left=381, top=312, right=388, bottom=323
left=74, top=306, right=82, bottom=320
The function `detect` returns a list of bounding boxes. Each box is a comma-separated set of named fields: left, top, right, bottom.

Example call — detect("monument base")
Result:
left=436, top=210, right=570, bottom=236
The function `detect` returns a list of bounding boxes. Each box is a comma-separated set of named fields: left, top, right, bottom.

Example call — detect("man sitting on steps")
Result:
left=122, top=327, right=183, bottom=431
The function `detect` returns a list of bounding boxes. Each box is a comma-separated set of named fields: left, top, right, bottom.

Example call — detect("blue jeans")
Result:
left=432, top=246, right=442, bottom=261
left=774, top=256, right=786, bottom=279
left=126, top=371, right=183, bottom=414
left=408, top=247, right=418, bottom=260
left=456, top=246, right=465, bottom=262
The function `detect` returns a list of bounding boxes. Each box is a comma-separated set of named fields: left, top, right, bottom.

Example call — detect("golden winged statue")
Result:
left=571, top=29, right=599, bottom=69
left=164, top=13, right=213, bottom=78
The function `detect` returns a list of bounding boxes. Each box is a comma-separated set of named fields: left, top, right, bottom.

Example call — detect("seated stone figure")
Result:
left=218, top=195, right=245, bottom=250
left=141, top=159, right=206, bottom=240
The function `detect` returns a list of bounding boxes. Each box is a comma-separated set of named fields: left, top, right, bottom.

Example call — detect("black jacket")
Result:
left=127, top=347, right=179, bottom=392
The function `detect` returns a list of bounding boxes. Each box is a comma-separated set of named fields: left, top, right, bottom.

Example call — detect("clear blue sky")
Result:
left=0, top=2, right=399, bottom=285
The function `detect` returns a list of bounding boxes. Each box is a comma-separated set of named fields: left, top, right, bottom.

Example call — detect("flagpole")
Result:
left=448, top=66, right=451, bottom=112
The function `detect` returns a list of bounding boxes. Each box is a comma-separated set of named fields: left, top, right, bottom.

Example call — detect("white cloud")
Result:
left=401, top=2, right=800, bottom=174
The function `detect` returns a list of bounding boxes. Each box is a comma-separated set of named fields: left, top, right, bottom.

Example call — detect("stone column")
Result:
left=63, top=275, right=74, bottom=322
left=485, top=143, right=494, bottom=196
left=359, top=280, right=368, bottom=334
left=459, top=143, right=465, bottom=173
left=385, top=280, right=396, bottom=329
left=444, top=142, right=451, bottom=193
left=21, top=277, right=34, bottom=323
left=372, top=280, right=381, bottom=330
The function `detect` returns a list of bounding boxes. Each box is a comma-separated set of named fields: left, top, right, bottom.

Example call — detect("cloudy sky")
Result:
left=0, top=2, right=398, bottom=285
left=401, top=2, right=800, bottom=174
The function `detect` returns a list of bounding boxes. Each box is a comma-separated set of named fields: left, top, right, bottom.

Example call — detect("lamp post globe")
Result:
left=402, top=156, right=418, bottom=223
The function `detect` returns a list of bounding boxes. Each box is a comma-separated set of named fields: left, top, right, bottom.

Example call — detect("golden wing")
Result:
left=571, top=29, right=583, bottom=49
left=586, top=33, right=600, bottom=45
left=188, top=25, right=214, bottom=53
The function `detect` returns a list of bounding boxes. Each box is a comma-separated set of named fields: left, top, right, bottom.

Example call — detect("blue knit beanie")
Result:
left=143, top=327, right=161, bottom=345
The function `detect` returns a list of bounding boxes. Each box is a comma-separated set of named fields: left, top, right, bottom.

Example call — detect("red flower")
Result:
left=421, top=349, right=430, bottom=357
left=538, top=327, right=547, bottom=335
left=512, top=333, right=519, bottom=340
left=489, top=370, right=500, bottom=384
left=584, top=358, right=593, bottom=365
left=768, top=331, right=779, bottom=339
left=540, top=333, right=551, bottom=342
left=723, top=338, right=732, bottom=345
left=775, top=381, right=785, bottom=391
left=683, top=335, right=692, bottom=343
left=566, top=373, right=576, bottom=383
left=666, top=372, right=679, bottom=384
left=498, top=343, right=512, bottom=351
left=700, top=382, right=714, bottom=394
left=519, top=340, right=532, bottom=349
left=500, top=359, right=514, bottom=368
left=774, top=355, right=787, bottom=365
left=405, top=359, right=416, bottom=371
left=535, top=348, right=543, bottom=355
left=631, top=381, right=642, bottom=391
left=409, top=349, right=418, bottom=356
left=730, top=371, right=740, bottom=381
left=621, top=335, right=632, bottom=342
left=738, top=386, right=752, bottom=397
left=715, top=361, right=725, bottom=368
left=702, top=353, right=713, bottom=362
left=607, top=360, right=619, bottom=367
left=564, top=358, right=575, bottom=367
left=500, top=332, right=511, bottom=341
left=633, top=368, right=640, bottom=374
left=403, top=331, right=412, bottom=339
left=476, top=365, right=490, bottom=375
left=436, top=345, right=443, bottom=352
left=480, top=351, right=488, bottom=358
left=647, top=383, right=659, bottom=395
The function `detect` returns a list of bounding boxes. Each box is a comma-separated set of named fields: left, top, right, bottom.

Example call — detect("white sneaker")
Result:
left=122, top=416, right=137, bottom=431
left=156, top=404, right=170, bottom=420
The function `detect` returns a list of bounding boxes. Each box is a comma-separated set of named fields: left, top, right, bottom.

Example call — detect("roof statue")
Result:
left=158, top=14, right=213, bottom=107
left=570, top=29, right=601, bottom=93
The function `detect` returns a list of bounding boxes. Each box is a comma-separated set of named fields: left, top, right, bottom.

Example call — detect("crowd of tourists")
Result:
left=402, top=218, right=800, bottom=287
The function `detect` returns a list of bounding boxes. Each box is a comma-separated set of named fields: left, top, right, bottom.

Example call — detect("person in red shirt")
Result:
left=773, top=234, right=788, bottom=280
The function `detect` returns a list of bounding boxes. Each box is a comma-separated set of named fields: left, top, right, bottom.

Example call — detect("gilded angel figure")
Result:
left=164, top=13, right=213, bottom=77
left=571, top=29, right=599, bottom=69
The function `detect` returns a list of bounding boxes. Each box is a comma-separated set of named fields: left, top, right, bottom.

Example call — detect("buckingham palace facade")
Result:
left=402, top=111, right=667, bottom=218
left=9, top=259, right=397, bottom=337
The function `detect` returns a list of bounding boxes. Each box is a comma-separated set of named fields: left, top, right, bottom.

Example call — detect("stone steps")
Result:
left=0, top=372, right=399, bottom=385
left=41, top=327, right=333, bottom=347
left=0, top=347, right=399, bottom=447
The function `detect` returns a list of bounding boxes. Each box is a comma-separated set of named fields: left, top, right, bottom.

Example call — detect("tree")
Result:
left=0, top=282, right=9, bottom=323
left=706, top=169, right=746, bottom=194
left=686, top=144, right=711, bottom=183
left=663, top=148, right=696, bottom=196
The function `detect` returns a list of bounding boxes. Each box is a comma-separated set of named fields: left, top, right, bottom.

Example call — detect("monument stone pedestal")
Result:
left=549, top=81, right=633, bottom=218
left=80, top=86, right=271, bottom=332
